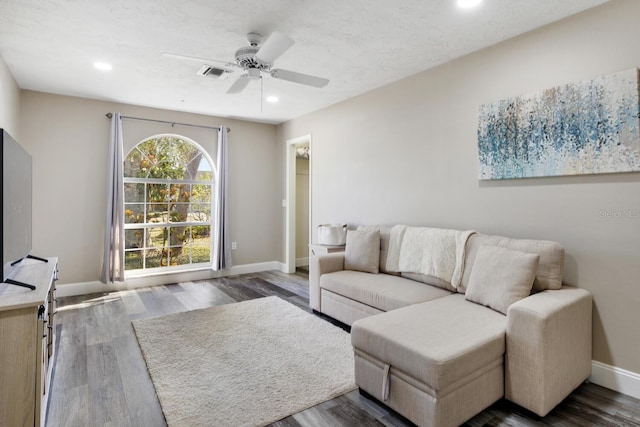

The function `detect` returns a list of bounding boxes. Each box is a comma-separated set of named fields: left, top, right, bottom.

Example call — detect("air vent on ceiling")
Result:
left=197, top=65, right=230, bottom=80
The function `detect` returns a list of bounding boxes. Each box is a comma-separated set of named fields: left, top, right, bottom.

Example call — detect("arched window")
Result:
left=123, top=134, right=215, bottom=273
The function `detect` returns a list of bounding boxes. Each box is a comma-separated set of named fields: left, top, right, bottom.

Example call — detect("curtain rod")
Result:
left=105, top=113, right=230, bottom=132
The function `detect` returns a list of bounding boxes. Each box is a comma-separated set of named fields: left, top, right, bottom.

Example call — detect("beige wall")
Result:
left=278, top=0, right=640, bottom=374
left=0, top=55, right=21, bottom=139
left=20, top=91, right=281, bottom=285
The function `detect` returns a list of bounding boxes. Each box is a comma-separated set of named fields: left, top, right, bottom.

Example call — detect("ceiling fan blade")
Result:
left=255, top=32, right=294, bottom=63
left=226, top=75, right=252, bottom=94
left=162, top=52, right=238, bottom=71
left=270, top=69, right=329, bottom=88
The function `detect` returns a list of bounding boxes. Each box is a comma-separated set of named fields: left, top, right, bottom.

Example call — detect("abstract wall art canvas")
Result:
left=477, top=68, right=640, bottom=179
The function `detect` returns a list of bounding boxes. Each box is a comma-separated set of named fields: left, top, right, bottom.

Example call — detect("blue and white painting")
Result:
left=477, top=69, right=640, bottom=179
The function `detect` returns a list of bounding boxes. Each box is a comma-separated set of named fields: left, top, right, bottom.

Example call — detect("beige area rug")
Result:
left=132, top=296, right=357, bottom=427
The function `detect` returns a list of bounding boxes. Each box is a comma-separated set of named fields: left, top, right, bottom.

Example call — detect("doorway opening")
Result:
left=285, top=134, right=312, bottom=274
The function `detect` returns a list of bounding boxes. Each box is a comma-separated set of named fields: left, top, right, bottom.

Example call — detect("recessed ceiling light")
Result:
left=457, top=0, right=482, bottom=9
left=266, top=96, right=279, bottom=103
left=93, top=62, right=112, bottom=71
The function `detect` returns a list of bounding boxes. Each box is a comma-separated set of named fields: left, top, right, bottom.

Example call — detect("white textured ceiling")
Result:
left=0, top=0, right=608, bottom=124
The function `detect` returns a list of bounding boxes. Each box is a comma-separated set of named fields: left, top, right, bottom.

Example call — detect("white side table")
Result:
left=309, top=244, right=345, bottom=256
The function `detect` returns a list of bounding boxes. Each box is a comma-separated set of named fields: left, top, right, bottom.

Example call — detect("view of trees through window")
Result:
left=123, top=135, right=214, bottom=272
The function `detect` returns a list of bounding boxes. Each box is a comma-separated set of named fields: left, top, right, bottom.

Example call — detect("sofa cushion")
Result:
left=460, top=233, right=564, bottom=293
left=320, top=270, right=451, bottom=312
left=351, top=294, right=506, bottom=391
left=465, top=245, right=539, bottom=315
left=345, top=229, right=380, bottom=274
left=401, top=272, right=457, bottom=292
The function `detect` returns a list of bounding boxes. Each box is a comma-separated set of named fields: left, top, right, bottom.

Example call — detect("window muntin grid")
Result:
left=123, top=135, right=215, bottom=273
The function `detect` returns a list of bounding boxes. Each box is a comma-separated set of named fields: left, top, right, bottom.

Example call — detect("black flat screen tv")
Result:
left=2, top=128, right=33, bottom=282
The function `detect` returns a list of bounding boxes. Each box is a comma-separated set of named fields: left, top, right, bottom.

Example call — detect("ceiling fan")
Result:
left=163, top=31, right=329, bottom=94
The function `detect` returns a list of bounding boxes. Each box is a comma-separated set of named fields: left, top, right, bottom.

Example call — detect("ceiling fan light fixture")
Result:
left=457, top=0, right=482, bottom=9
left=247, top=68, right=261, bottom=79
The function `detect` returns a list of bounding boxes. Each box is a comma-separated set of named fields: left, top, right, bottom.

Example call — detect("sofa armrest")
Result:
left=505, top=286, right=592, bottom=416
left=309, top=253, right=345, bottom=311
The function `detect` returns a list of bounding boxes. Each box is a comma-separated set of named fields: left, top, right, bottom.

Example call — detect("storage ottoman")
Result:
left=351, top=294, right=507, bottom=427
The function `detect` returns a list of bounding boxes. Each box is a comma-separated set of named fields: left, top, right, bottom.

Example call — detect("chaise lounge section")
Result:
left=310, top=225, right=592, bottom=426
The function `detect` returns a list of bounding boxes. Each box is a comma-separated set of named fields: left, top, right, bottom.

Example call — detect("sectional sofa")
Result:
left=310, top=225, right=592, bottom=427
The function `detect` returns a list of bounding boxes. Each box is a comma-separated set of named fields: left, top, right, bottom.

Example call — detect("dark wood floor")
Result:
left=47, top=269, right=640, bottom=427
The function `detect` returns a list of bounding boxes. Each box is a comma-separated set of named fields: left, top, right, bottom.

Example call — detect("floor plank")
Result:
left=86, top=342, right=129, bottom=426
left=47, top=270, right=640, bottom=427
left=112, top=334, right=166, bottom=427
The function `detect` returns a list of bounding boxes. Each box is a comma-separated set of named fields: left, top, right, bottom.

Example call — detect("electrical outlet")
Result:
left=231, top=242, right=237, bottom=250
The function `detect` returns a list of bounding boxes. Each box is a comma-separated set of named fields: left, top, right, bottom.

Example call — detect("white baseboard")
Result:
left=296, top=257, right=309, bottom=267
left=589, top=360, right=640, bottom=400
left=226, top=261, right=284, bottom=276
left=56, top=261, right=285, bottom=297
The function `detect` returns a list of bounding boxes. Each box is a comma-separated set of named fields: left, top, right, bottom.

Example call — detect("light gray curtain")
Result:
left=213, top=126, right=232, bottom=270
left=100, top=113, right=125, bottom=283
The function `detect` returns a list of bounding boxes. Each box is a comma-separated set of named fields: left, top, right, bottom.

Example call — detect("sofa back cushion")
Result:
left=460, top=233, right=564, bottom=293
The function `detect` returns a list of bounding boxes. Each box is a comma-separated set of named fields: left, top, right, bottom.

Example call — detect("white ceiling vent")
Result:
left=197, top=65, right=230, bottom=80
